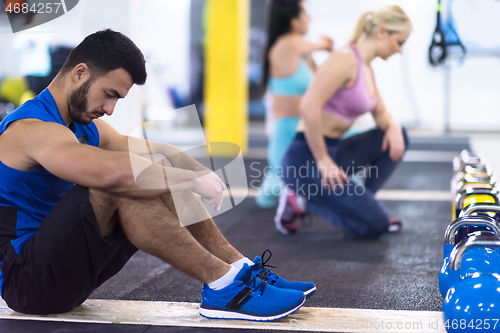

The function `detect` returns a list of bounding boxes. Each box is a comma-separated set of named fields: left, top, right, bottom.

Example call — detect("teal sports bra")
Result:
left=269, top=59, right=314, bottom=96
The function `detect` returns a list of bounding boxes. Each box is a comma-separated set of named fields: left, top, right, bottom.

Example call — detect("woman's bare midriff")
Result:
left=296, top=111, right=352, bottom=139
left=272, top=95, right=303, bottom=119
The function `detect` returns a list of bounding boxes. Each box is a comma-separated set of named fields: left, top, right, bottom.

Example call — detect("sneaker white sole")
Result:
left=199, top=297, right=305, bottom=322
left=304, top=286, right=316, bottom=298
left=388, top=222, right=402, bottom=233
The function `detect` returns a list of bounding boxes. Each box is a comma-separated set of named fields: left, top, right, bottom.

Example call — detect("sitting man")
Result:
left=0, top=29, right=315, bottom=321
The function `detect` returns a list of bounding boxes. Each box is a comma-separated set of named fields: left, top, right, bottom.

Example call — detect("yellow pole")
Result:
left=204, top=0, right=250, bottom=156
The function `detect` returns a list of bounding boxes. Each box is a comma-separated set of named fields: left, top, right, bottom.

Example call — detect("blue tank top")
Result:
left=0, top=88, right=100, bottom=295
left=269, top=59, right=314, bottom=96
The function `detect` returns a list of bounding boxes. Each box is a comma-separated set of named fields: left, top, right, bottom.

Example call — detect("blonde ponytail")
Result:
left=349, top=5, right=412, bottom=44
left=349, top=11, right=375, bottom=44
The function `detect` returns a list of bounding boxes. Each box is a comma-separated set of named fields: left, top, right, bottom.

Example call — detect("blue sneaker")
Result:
left=200, top=263, right=305, bottom=321
left=252, top=250, right=316, bottom=298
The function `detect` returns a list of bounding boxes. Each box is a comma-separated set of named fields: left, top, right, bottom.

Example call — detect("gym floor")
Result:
left=0, top=124, right=491, bottom=333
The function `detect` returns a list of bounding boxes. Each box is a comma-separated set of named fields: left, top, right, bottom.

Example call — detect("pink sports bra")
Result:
left=323, top=44, right=377, bottom=122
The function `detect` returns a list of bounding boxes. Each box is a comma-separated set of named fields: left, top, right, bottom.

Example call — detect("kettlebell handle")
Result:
left=449, top=234, right=500, bottom=271
left=453, top=150, right=485, bottom=172
left=460, top=203, right=500, bottom=218
left=456, top=188, right=499, bottom=211
left=444, top=216, right=500, bottom=245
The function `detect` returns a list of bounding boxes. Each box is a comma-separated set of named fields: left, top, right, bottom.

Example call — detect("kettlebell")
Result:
left=443, top=235, right=500, bottom=333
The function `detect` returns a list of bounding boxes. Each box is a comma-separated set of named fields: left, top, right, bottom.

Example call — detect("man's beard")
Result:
left=68, top=79, right=93, bottom=125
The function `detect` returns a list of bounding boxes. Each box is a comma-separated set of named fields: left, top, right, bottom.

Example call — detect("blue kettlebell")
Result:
left=439, top=215, right=500, bottom=298
left=443, top=235, right=500, bottom=333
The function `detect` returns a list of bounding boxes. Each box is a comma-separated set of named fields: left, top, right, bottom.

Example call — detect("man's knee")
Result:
left=142, top=153, right=173, bottom=167
left=89, top=185, right=165, bottom=211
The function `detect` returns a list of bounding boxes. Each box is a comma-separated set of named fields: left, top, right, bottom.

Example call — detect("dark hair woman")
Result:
left=256, top=0, right=333, bottom=228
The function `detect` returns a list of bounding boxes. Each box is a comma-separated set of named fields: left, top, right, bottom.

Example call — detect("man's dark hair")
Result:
left=60, top=29, right=147, bottom=85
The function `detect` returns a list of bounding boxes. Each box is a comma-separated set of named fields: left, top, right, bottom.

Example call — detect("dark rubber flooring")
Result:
left=0, top=134, right=470, bottom=332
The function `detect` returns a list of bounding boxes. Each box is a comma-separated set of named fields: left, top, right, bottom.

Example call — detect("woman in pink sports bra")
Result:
left=276, top=6, right=413, bottom=238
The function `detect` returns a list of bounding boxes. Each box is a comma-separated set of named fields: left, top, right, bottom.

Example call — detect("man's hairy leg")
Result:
left=151, top=154, right=244, bottom=265
left=89, top=188, right=120, bottom=236
left=89, top=189, right=230, bottom=284
left=160, top=191, right=244, bottom=265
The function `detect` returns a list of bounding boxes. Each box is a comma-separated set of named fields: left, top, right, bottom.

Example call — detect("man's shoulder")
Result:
left=13, top=93, right=48, bottom=112
left=4, top=119, right=69, bottom=142
left=4, top=99, right=38, bottom=119
left=1, top=99, right=50, bottom=128
left=0, top=117, right=70, bottom=173
left=0, top=89, right=63, bottom=135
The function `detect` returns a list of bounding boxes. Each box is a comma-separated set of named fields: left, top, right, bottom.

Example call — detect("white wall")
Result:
left=0, top=0, right=191, bottom=135
left=1, top=0, right=498, bottom=133
left=306, top=0, right=500, bottom=132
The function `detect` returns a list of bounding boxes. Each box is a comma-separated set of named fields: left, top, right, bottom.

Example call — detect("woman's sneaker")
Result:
left=274, top=189, right=307, bottom=235
left=251, top=250, right=316, bottom=298
left=388, top=217, right=402, bottom=233
left=200, top=263, right=305, bottom=321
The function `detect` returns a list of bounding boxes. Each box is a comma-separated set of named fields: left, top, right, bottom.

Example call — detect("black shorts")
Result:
left=0, top=185, right=138, bottom=314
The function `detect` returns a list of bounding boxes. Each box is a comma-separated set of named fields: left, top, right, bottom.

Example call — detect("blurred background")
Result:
left=0, top=0, right=499, bottom=144
left=0, top=2, right=500, bottom=322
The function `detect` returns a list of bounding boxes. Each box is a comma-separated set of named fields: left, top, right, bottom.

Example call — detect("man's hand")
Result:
left=316, top=155, right=350, bottom=189
left=140, top=154, right=225, bottom=211
left=381, top=123, right=405, bottom=161
left=190, top=169, right=226, bottom=211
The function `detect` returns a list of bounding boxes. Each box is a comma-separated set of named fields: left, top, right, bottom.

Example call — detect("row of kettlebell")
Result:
left=441, top=150, right=500, bottom=333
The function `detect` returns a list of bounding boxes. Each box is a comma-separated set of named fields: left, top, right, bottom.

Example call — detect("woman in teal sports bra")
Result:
left=255, top=0, right=333, bottom=210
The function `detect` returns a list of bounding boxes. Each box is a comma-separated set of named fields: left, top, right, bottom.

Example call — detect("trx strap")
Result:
left=429, top=0, right=467, bottom=66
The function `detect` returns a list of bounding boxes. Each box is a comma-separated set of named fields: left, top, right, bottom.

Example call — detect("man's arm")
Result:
left=20, top=120, right=224, bottom=208
left=94, top=119, right=208, bottom=172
